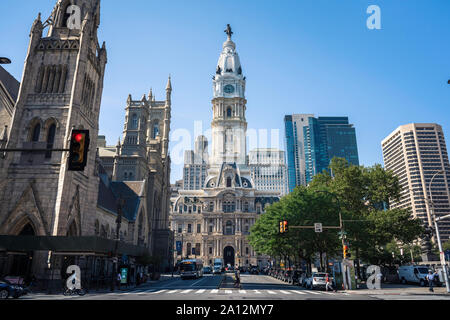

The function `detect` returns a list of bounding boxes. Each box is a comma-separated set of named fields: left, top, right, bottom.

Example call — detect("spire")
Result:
left=148, top=88, right=153, bottom=100
left=166, top=75, right=172, bottom=91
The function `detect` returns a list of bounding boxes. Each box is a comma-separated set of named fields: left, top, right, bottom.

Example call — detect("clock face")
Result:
left=224, top=84, right=235, bottom=94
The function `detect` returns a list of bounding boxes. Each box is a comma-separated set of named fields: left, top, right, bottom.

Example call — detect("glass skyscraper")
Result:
left=285, top=115, right=359, bottom=191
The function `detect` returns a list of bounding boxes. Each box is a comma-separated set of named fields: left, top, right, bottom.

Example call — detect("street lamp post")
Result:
left=427, top=170, right=450, bottom=293
left=111, top=198, right=124, bottom=291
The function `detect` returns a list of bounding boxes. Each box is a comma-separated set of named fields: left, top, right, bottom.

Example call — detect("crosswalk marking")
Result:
left=180, top=289, right=193, bottom=294
left=225, top=290, right=232, bottom=294
left=253, top=290, right=262, bottom=294
left=150, top=290, right=167, bottom=294
left=304, top=290, right=321, bottom=295
left=211, top=289, right=219, bottom=293
left=167, top=290, right=179, bottom=294
left=266, top=290, right=277, bottom=295
left=279, top=290, right=292, bottom=295
left=289, top=290, right=306, bottom=295
left=239, top=290, right=247, bottom=294
left=196, top=289, right=206, bottom=294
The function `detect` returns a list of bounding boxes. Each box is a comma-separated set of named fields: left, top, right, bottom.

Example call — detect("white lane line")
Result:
left=266, top=290, right=277, bottom=295
left=190, top=277, right=207, bottom=287
left=289, top=290, right=306, bottom=295
left=149, top=290, right=167, bottom=294
left=180, top=289, right=193, bottom=294
left=211, top=289, right=219, bottom=294
left=196, top=289, right=206, bottom=294
left=253, top=290, right=262, bottom=294
left=239, top=290, right=247, bottom=294
left=304, top=290, right=321, bottom=295
left=225, top=290, right=232, bottom=294
left=279, top=290, right=292, bottom=295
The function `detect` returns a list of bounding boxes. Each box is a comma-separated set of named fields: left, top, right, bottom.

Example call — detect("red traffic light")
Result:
left=73, top=133, right=83, bottom=142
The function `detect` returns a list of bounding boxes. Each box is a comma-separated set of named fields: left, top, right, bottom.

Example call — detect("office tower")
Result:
left=249, top=148, right=289, bottom=196
left=183, top=135, right=209, bottom=190
left=382, top=123, right=450, bottom=240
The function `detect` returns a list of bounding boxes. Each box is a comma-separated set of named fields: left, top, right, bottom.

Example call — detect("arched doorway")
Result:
left=223, top=246, right=235, bottom=267
left=10, top=223, right=36, bottom=279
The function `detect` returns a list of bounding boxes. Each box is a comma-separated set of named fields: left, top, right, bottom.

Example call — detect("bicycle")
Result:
left=63, top=287, right=86, bottom=296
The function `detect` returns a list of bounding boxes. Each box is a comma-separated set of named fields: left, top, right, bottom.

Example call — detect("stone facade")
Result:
left=170, top=26, right=279, bottom=269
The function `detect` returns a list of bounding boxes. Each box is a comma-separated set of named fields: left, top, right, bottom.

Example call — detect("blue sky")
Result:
left=2, top=0, right=450, bottom=183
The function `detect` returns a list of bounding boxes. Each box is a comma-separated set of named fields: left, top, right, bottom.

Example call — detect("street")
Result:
left=20, top=274, right=450, bottom=301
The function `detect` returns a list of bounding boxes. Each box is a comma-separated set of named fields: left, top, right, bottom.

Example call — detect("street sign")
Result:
left=315, top=223, right=323, bottom=233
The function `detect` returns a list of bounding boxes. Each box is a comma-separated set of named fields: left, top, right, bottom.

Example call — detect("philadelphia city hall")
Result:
left=170, top=26, right=279, bottom=269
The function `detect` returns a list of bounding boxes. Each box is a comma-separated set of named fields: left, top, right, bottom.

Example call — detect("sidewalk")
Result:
left=28, top=273, right=177, bottom=295
left=343, top=283, right=449, bottom=296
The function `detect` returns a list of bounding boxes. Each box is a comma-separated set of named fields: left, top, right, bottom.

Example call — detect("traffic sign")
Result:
left=315, top=223, right=323, bottom=233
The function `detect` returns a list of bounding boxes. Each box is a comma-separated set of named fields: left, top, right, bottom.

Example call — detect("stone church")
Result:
left=170, top=26, right=279, bottom=269
left=0, top=0, right=172, bottom=288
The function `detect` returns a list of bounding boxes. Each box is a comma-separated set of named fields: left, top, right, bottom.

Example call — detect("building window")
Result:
left=197, top=224, right=201, bottom=233
left=225, top=221, right=233, bottom=235
left=186, top=243, right=191, bottom=256
left=227, top=107, right=232, bottom=118
left=31, top=123, right=41, bottom=142
left=188, top=224, right=192, bottom=233
left=45, top=124, right=56, bottom=158
left=227, top=177, right=232, bottom=188
left=209, top=202, right=214, bottom=212
left=132, top=114, right=138, bottom=129
left=209, top=247, right=213, bottom=254
left=178, top=225, right=182, bottom=234
left=246, top=247, right=249, bottom=255
left=209, top=225, right=213, bottom=233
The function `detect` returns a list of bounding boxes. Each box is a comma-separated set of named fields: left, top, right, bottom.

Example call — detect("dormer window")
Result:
left=226, top=177, right=232, bottom=188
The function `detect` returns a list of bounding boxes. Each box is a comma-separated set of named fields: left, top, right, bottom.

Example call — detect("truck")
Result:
left=398, top=265, right=431, bottom=286
left=213, top=258, right=224, bottom=274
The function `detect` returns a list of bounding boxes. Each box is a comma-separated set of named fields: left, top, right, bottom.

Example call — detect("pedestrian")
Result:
left=426, top=270, right=437, bottom=292
left=116, top=273, right=122, bottom=290
left=234, top=265, right=241, bottom=289
left=325, top=274, right=333, bottom=292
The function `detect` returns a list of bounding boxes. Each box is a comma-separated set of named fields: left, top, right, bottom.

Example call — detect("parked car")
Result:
left=250, top=267, right=259, bottom=275
left=287, top=270, right=302, bottom=285
left=202, top=266, right=212, bottom=274
left=398, top=266, right=430, bottom=287
left=282, top=270, right=292, bottom=282
left=304, top=272, right=329, bottom=290
left=0, top=279, right=27, bottom=299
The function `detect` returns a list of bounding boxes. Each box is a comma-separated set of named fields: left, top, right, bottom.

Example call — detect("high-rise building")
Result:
left=382, top=123, right=450, bottom=240
left=304, top=117, right=359, bottom=184
left=285, top=114, right=359, bottom=190
left=183, top=135, right=209, bottom=190
left=249, top=148, right=289, bottom=196
left=284, top=114, right=314, bottom=191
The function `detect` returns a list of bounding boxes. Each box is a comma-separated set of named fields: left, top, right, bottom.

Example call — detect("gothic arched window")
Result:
left=45, top=124, right=56, bottom=159
left=152, top=121, right=160, bottom=139
left=132, top=114, right=138, bottom=129
left=31, top=123, right=41, bottom=142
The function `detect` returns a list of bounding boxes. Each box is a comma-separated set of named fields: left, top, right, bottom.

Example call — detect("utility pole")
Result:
left=428, top=170, right=450, bottom=293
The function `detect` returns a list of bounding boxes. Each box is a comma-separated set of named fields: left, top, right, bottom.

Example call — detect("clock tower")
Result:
left=211, top=25, right=247, bottom=166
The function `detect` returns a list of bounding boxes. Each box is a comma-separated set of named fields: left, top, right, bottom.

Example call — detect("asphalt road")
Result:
left=21, top=274, right=450, bottom=300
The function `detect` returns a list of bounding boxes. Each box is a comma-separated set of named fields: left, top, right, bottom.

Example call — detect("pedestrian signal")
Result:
left=68, top=130, right=90, bottom=171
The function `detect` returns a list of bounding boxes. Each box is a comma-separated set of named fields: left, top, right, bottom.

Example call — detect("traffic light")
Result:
left=279, top=221, right=288, bottom=233
left=68, top=130, right=90, bottom=171
left=343, top=245, right=351, bottom=259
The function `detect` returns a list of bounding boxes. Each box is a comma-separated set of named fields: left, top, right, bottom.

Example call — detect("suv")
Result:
left=305, top=272, right=329, bottom=290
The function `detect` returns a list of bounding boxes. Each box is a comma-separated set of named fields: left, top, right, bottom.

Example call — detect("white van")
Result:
left=398, top=265, right=430, bottom=286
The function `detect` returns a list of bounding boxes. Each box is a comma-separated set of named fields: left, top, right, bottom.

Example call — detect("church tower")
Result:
left=0, top=0, right=107, bottom=239
left=211, top=25, right=247, bottom=166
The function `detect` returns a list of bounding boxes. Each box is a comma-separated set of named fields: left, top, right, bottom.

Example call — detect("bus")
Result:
left=180, top=259, right=204, bottom=280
